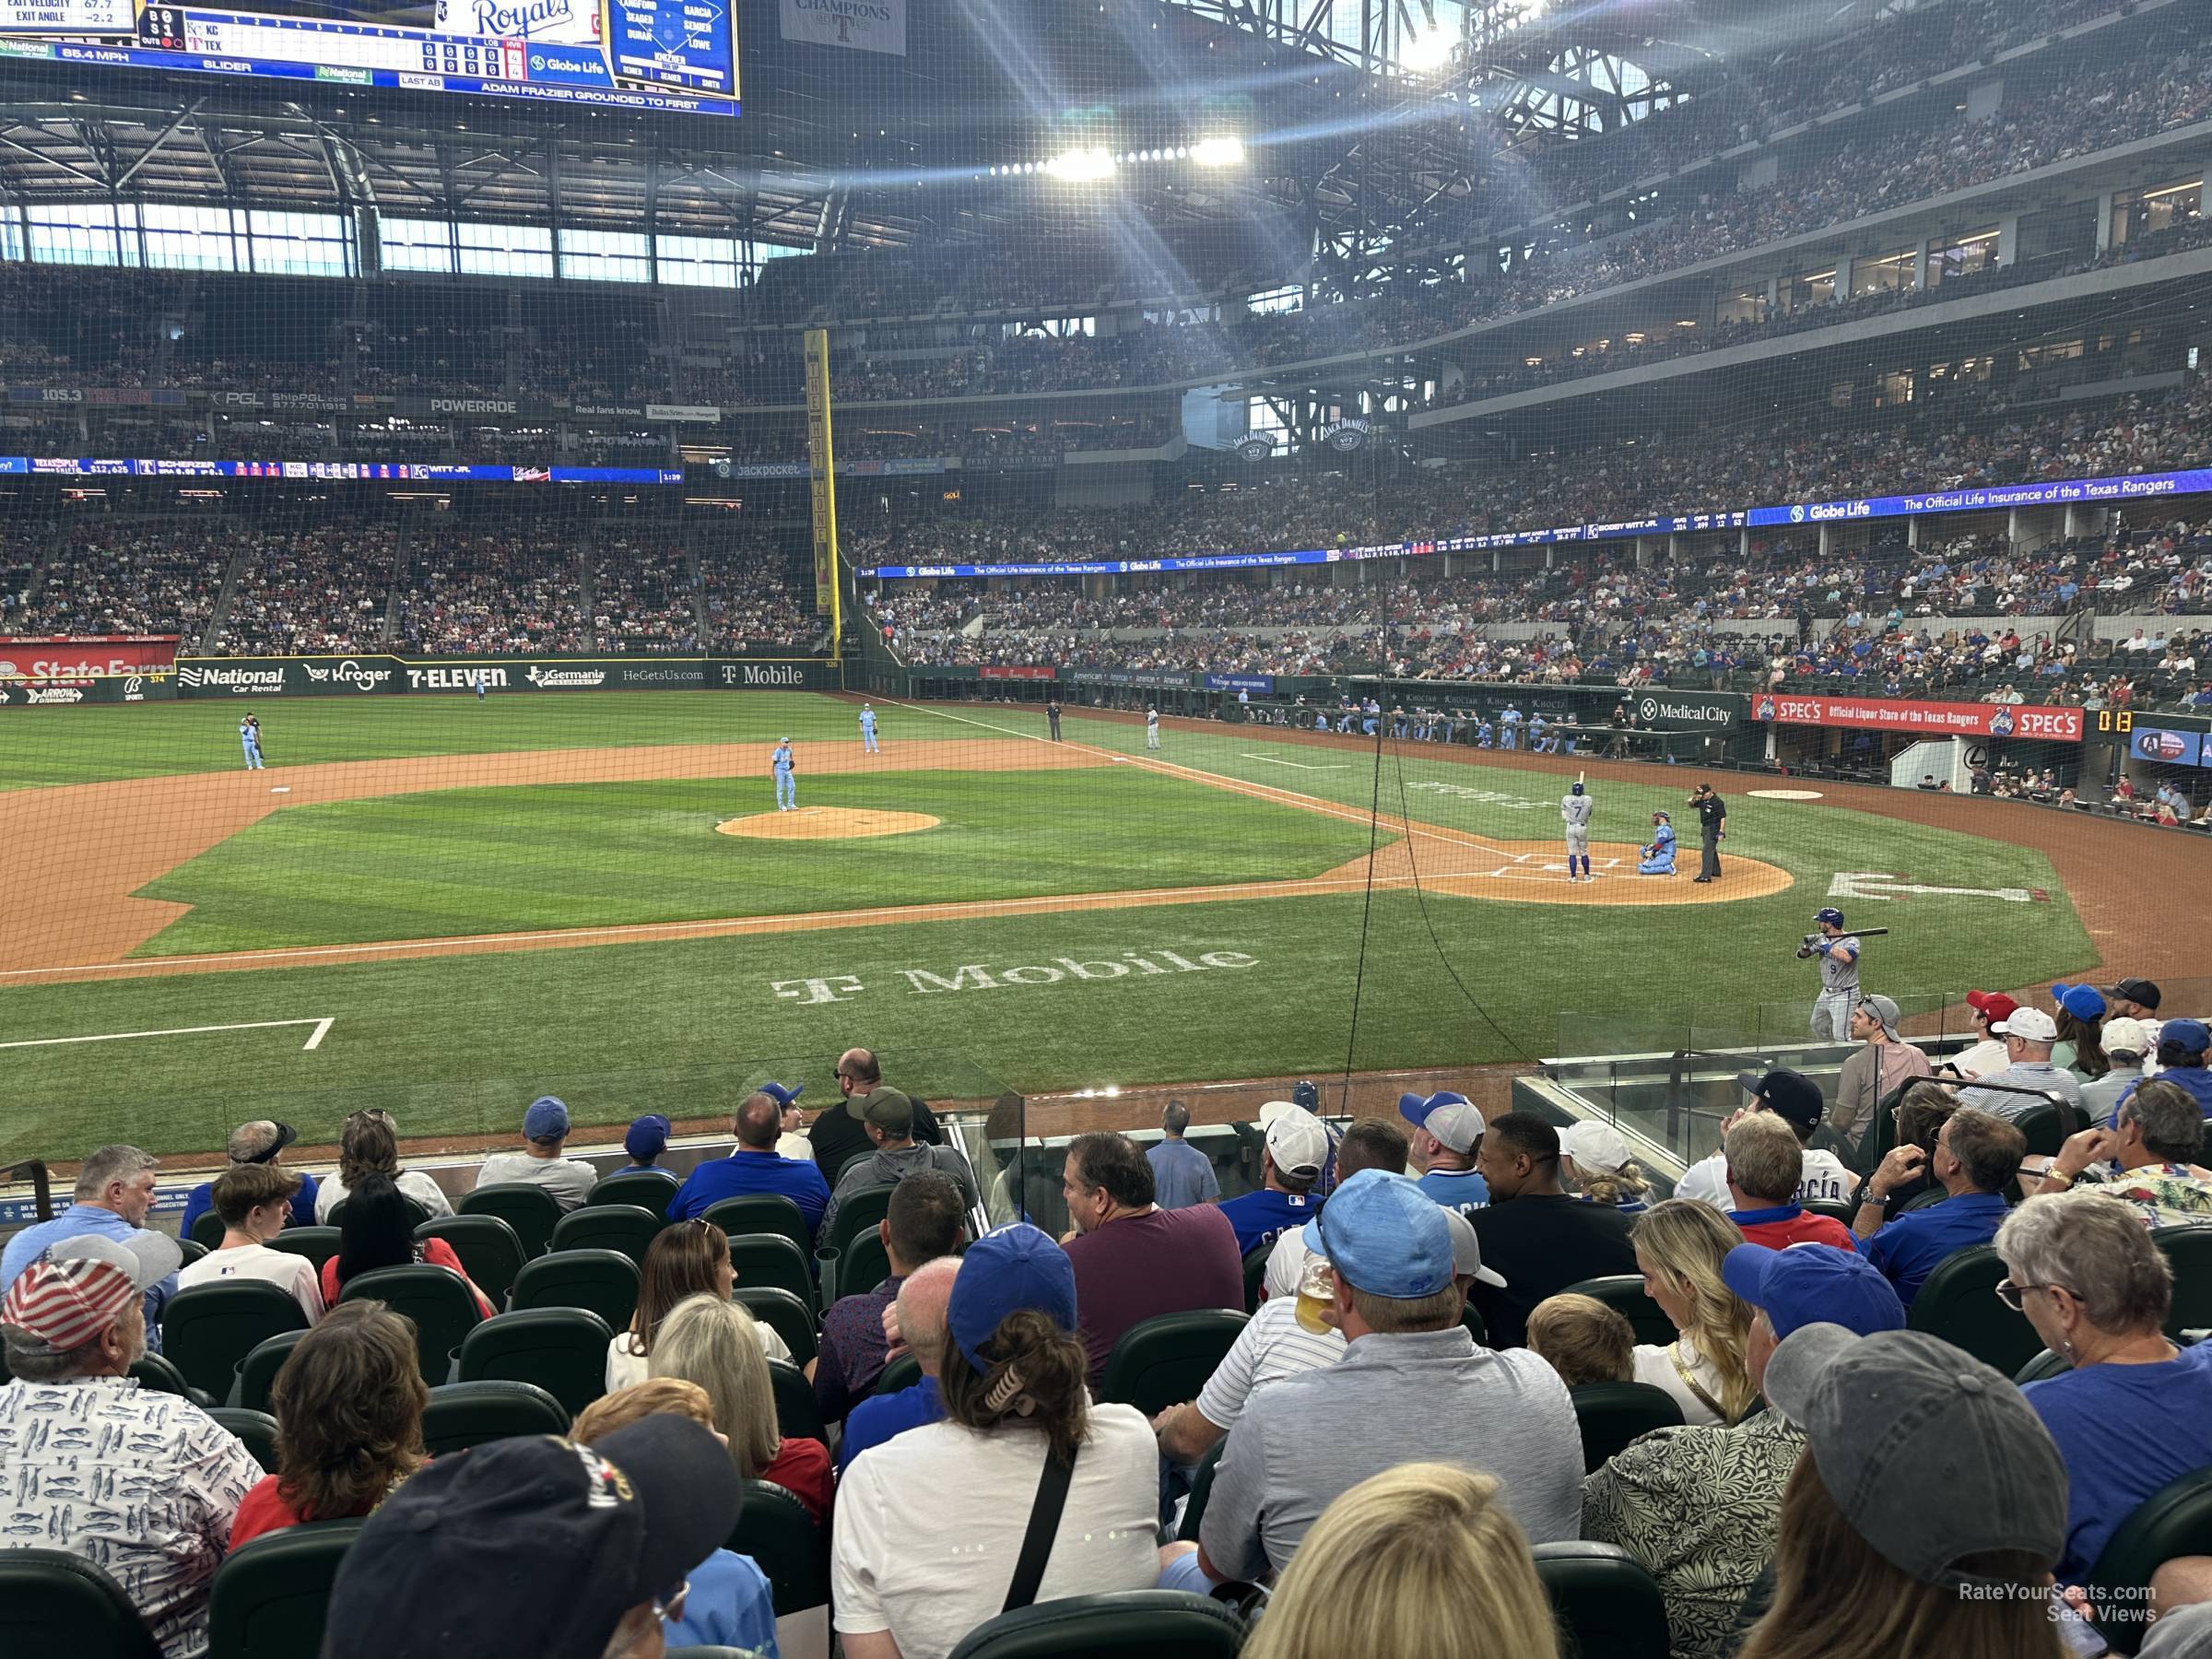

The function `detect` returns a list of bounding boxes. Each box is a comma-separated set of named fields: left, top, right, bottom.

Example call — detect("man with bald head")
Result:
left=178, top=1120, right=319, bottom=1237
left=838, top=1253, right=958, bottom=1472
left=670, top=1089, right=835, bottom=1238
left=809, top=1045, right=946, bottom=1182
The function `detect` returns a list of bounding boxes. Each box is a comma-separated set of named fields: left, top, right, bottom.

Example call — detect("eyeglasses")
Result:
left=653, top=1579, right=690, bottom=1622
left=1994, top=1278, right=2069, bottom=1312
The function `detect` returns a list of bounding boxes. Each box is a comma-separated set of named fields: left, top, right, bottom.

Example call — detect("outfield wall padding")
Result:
left=167, top=655, right=841, bottom=698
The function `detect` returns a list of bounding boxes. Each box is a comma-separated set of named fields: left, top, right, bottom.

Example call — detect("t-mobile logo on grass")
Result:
left=769, top=947, right=1258, bottom=1005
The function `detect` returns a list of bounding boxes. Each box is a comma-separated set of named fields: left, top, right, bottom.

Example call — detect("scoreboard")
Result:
left=0, top=0, right=738, bottom=116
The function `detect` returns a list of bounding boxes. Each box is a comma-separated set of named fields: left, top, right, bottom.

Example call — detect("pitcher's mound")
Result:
left=718, top=807, right=941, bottom=841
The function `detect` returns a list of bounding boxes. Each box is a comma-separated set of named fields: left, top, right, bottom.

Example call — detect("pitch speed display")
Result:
left=0, top=0, right=738, bottom=116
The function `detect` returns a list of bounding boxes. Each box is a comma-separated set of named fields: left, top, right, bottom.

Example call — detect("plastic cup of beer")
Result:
left=1294, top=1255, right=1336, bottom=1335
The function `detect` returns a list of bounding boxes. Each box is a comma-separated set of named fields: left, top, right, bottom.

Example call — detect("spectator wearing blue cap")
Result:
left=1194, top=1170, right=1582, bottom=1583
left=2108, top=1018, right=2212, bottom=1125
left=1583, top=1243, right=1907, bottom=1659
left=473, top=1096, right=598, bottom=1213
left=1468, top=1113, right=1639, bottom=1349
left=670, top=1091, right=834, bottom=1236
left=2050, top=982, right=2111, bottom=1080
left=1261, top=1118, right=1409, bottom=1301
left=832, top=1224, right=1164, bottom=1659
left=618, top=1114, right=672, bottom=1172
left=1400, top=1090, right=1489, bottom=1211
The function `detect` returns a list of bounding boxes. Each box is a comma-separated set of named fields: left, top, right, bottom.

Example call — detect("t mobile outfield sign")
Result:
left=771, top=945, right=1258, bottom=1004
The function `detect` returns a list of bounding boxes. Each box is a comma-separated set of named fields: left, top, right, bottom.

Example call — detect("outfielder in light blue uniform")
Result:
left=771, top=738, right=796, bottom=811
left=859, top=704, right=879, bottom=753
left=1561, top=782, right=1594, bottom=882
left=1802, top=907, right=1862, bottom=1040
left=240, top=715, right=264, bottom=771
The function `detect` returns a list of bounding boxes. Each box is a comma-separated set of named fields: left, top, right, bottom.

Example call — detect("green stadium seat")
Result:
left=128, top=1350, right=213, bottom=1408
left=839, top=1227, right=892, bottom=1301
left=206, top=1518, right=366, bottom=1659
left=1907, top=1244, right=2041, bottom=1376
left=454, top=1307, right=613, bottom=1418
left=1569, top=1382, right=1686, bottom=1474
left=1463, top=1300, right=1488, bottom=1346
left=415, top=1214, right=527, bottom=1310
left=189, top=1210, right=227, bottom=1250
left=230, top=1328, right=310, bottom=1411
left=161, top=1280, right=311, bottom=1402
left=2086, top=1467, right=2212, bottom=1653
left=726, top=1231, right=818, bottom=1312
left=328, top=1196, right=429, bottom=1230
left=1897, top=1187, right=1949, bottom=1214
left=2151, top=1226, right=2212, bottom=1337
left=1176, top=1441, right=1224, bottom=1543
left=267, top=1226, right=343, bottom=1275
left=1802, top=1201, right=1858, bottom=1226
left=457, top=1182, right=563, bottom=1259
left=418, top=1379, right=572, bottom=1454
left=946, top=1592, right=1246, bottom=1659
left=1532, top=1540, right=1672, bottom=1659
left=735, top=1285, right=818, bottom=1367
left=767, top=1356, right=827, bottom=1442
left=728, top=1480, right=829, bottom=1617
left=550, top=1203, right=664, bottom=1265
left=175, top=1239, right=207, bottom=1266
left=510, top=1248, right=641, bottom=1331
left=2015, top=1348, right=2070, bottom=1385
left=206, top=1406, right=281, bottom=1472
left=339, top=1263, right=486, bottom=1382
left=1560, top=1276, right=1676, bottom=1347
left=702, top=1194, right=814, bottom=1261
left=1100, top=1309, right=1249, bottom=1417
left=825, top=1183, right=896, bottom=1259
left=587, top=1169, right=681, bottom=1221
left=2011, top=1102, right=2083, bottom=1159
left=0, top=1550, right=162, bottom=1659
left=1241, top=1243, right=1269, bottom=1314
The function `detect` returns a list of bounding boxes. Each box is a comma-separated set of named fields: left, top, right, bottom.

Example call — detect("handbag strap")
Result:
left=1002, top=1448, right=1077, bottom=1613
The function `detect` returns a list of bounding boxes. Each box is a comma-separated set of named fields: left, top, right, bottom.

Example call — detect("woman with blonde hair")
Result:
left=313, top=1108, right=453, bottom=1222
left=1561, top=1120, right=1652, bottom=1212
left=1243, top=1463, right=1558, bottom=1659
left=607, top=1218, right=790, bottom=1390
left=649, top=1290, right=831, bottom=1523
left=1629, top=1199, right=1756, bottom=1425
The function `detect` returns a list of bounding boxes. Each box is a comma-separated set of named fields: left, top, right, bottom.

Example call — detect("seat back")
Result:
left=768, top=1356, right=827, bottom=1442
left=0, top=1549, right=162, bottom=1659
left=2014, top=1348, right=2070, bottom=1385
left=825, top=1183, right=896, bottom=1259
left=874, top=1353, right=923, bottom=1397
left=511, top=1248, right=642, bottom=1331
left=176, top=1240, right=207, bottom=1266
left=704, top=1195, right=815, bottom=1263
left=415, top=1214, right=527, bottom=1310
left=588, top=1170, right=681, bottom=1221
left=1568, top=1382, right=1686, bottom=1474
left=206, top=1518, right=366, bottom=1659
left=2010, top=1101, right=2082, bottom=1159
left=1241, top=1243, right=1269, bottom=1314
left=161, top=1279, right=312, bottom=1400
left=839, top=1228, right=892, bottom=1300
left=418, top=1379, right=572, bottom=1454
left=945, top=1592, right=1246, bottom=1659
left=1532, top=1540, right=1673, bottom=1659
left=726, top=1232, right=818, bottom=1311
left=457, top=1182, right=564, bottom=1259
left=206, top=1406, right=281, bottom=1472
left=230, top=1328, right=311, bottom=1411
left=127, top=1350, right=209, bottom=1406
left=189, top=1209, right=227, bottom=1250
left=734, top=1285, right=818, bottom=1366
left=1559, top=1276, right=1676, bottom=1347
left=2152, top=1226, right=2212, bottom=1337
left=339, top=1265, right=486, bottom=1382
left=267, top=1226, right=344, bottom=1274
left=1099, top=1309, right=1251, bottom=1416
left=1801, top=1201, right=1857, bottom=1226
left=2087, top=1467, right=2212, bottom=1653
left=1176, top=1441, right=1225, bottom=1543
left=455, top=1307, right=614, bottom=1418
left=1906, top=1244, right=2041, bottom=1375
left=729, top=1479, right=830, bottom=1617
left=550, top=1204, right=665, bottom=1265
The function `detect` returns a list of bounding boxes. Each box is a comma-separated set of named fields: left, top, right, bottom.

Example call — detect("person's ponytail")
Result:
left=939, top=1308, right=1090, bottom=1465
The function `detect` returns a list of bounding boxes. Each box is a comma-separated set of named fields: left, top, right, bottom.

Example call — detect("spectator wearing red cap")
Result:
left=0, top=1234, right=263, bottom=1658
left=1945, top=990, right=2019, bottom=1080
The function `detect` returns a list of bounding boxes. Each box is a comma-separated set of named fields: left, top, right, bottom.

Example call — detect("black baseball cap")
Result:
left=2103, top=978, right=2162, bottom=1011
left=1735, top=1067, right=1825, bottom=1132
left=323, top=1416, right=741, bottom=1659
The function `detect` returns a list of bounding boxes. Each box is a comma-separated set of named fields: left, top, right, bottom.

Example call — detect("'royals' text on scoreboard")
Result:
left=0, top=0, right=738, bottom=116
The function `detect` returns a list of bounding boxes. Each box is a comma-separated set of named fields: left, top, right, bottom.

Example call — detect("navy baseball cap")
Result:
left=758, top=1081, right=804, bottom=1109
left=323, top=1414, right=741, bottom=1659
left=2164, top=1019, right=2211, bottom=1056
left=946, top=1223, right=1077, bottom=1371
left=1301, top=1170, right=1455, bottom=1299
left=1723, top=1242, right=1905, bottom=1341
left=1734, top=1068, right=1826, bottom=1133
left=623, top=1115, right=670, bottom=1160
left=523, top=1096, right=570, bottom=1140
left=1290, top=1078, right=1320, bottom=1112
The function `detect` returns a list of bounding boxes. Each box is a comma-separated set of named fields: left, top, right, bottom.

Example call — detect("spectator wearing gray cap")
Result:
left=2029, top=1077, right=2212, bottom=1226
left=1954, top=1006, right=2084, bottom=1123
left=1830, top=994, right=1933, bottom=1147
left=1583, top=1244, right=1906, bottom=1659
left=1399, top=1089, right=1489, bottom=1211
left=473, top=1095, right=598, bottom=1212
left=178, top=1120, right=319, bottom=1239
left=818, top=1088, right=979, bottom=1244
left=1736, top=1324, right=2069, bottom=1659
left=2000, top=1191, right=2212, bottom=1591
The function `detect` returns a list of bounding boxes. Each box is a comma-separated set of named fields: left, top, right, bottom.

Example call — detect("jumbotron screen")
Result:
left=0, top=0, right=738, bottom=116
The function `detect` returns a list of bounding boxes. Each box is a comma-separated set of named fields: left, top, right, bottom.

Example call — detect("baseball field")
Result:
left=0, top=688, right=2142, bottom=1163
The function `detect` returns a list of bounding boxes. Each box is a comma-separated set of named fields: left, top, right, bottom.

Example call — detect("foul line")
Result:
left=1241, top=754, right=1348, bottom=771
left=0, top=1016, right=335, bottom=1052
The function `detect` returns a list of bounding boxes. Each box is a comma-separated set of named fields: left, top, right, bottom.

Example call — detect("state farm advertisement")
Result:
left=0, top=634, right=180, bottom=683
left=1752, top=692, right=2083, bottom=743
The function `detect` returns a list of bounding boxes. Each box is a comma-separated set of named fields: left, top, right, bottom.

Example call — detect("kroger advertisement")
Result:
left=0, top=0, right=737, bottom=117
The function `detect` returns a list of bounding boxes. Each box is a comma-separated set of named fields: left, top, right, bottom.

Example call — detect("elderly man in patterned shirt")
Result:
left=0, top=1233, right=261, bottom=1658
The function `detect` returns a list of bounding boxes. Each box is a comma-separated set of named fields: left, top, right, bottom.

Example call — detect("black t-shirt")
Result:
left=1467, top=1194, right=1639, bottom=1349
left=1695, top=793, right=1726, bottom=833
left=808, top=1093, right=946, bottom=1182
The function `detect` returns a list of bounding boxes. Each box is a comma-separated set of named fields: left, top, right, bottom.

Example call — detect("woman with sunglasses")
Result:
left=1996, top=1191, right=2212, bottom=1590
left=608, top=1218, right=792, bottom=1392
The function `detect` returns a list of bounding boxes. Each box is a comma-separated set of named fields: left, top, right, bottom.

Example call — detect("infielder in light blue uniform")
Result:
left=859, top=703, right=880, bottom=753
left=240, top=714, right=264, bottom=770
left=1801, top=906, right=1862, bottom=1040
left=1560, top=781, right=1594, bottom=882
left=771, top=737, right=796, bottom=811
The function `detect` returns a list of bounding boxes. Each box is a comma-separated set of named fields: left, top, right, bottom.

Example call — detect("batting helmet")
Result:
left=1571, top=782, right=1584, bottom=795
left=1816, top=907, right=1845, bottom=928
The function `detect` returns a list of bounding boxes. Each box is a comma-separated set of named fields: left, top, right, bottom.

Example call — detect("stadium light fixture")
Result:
left=1402, top=21, right=1456, bottom=72
left=1046, top=147, right=1116, bottom=182
left=1192, top=136, right=1243, bottom=167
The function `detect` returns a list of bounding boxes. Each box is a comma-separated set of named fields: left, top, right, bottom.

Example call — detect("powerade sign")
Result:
left=1205, top=674, right=1275, bottom=693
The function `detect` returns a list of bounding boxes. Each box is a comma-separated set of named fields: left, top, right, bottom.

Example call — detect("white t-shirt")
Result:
left=1950, top=1038, right=2008, bottom=1080
left=179, top=1241, right=326, bottom=1324
left=1675, top=1147, right=1854, bottom=1209
left=313, top=1168, right=455, bottom=1223
left=832, top=1408, right=1161, bottom=1659
left=1630, top=1339, right=1732, bottom=1428
left=1195, top=1296, right=1345, bottom=1433
left=1262, top=1230, right=1310, bottom=1302
left=474, top=1151, right=598, bottom=1212
left=607, top=1322, right=792, bottom=1391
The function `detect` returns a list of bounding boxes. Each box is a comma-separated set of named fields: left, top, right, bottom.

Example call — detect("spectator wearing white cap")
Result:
left=1399, top=1089, right=1489, bottom=1211
left=1218, top=1108, right=1333, bottom=1257
left=1954, top=1006, right=2084, bottom=1123
left=1262, top=1118, right=1408, bottom=1300
left=2080, top=1016, right=2154, bottom=1126
left=473, top=1095, right=598, bottom=1212
left=1560, top=1120, right=1652, bottom=1213
left=0, top=1234, right=263, bottom=1659
left=1830, top=994, right=1932, bottom=1147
